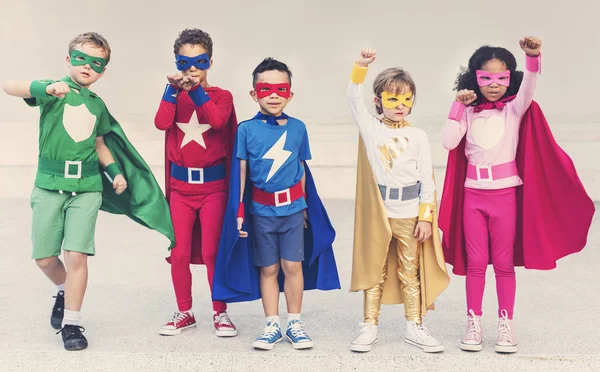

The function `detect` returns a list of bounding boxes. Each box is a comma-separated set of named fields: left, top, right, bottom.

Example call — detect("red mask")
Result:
left=255, top=82, right=291, bottom=99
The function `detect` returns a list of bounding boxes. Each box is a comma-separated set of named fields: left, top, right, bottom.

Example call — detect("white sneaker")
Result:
left=495, top=309, right=518, bottom=353
left=405, top=320, right=444, bottom=353
left=460, top=310, right=483, bottom=352
left=350, top=323, right=378, bottom=352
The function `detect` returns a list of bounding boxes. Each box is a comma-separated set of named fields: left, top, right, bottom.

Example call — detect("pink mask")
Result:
left=476, top=70, right=510, bottom=87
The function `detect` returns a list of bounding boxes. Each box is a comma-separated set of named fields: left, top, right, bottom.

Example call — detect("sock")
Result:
left=56, top=283, right=65, bottom=293
left=181, top=308, right=193, bottom=315
left=62, top=309, right=81, bottom=327
left=287, top=313, right=301, bottom=325
left=266, top=315, right=280, bottom=326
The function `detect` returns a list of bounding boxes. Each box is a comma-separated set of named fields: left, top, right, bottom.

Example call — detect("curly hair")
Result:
left=251, top=58, right=292, bottom=88
left=173, top=29, right=213, bottom=57
left=454, top=46, right=523, bottom=105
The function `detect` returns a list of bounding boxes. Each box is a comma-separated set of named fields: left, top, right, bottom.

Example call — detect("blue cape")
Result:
left=212, top=131, right=341, bottom=303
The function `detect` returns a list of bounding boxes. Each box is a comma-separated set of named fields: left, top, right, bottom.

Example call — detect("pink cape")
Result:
left=439, top=100, right=595, bottom=275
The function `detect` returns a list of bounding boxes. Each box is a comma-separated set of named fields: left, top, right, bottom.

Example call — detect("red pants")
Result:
left=169, top=190, right=227, bottom=313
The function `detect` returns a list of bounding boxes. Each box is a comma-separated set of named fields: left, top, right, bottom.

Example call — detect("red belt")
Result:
left=252, top=181, right=304, bottom=207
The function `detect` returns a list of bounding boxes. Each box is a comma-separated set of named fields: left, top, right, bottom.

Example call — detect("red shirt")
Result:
left=155, top=86, right=234, bottom=195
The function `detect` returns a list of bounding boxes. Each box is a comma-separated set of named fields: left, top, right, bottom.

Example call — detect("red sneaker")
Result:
left=213, top=312, right=238, bottom=337
left=159, top=311, right=196, bottom=336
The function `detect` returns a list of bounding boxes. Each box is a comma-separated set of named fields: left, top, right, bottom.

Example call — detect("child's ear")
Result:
left=374, top=96, right=381, bottom=108
left=249, top=90, right=258, bottom=102
left=208, top=59, right=213, bottom=70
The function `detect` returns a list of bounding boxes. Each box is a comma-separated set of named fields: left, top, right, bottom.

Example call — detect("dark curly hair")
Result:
left=454, top=46, right=523, bottom=105
left=173, top=29, right=213, bottom=58
left=252, top=58, right=292, bottom=88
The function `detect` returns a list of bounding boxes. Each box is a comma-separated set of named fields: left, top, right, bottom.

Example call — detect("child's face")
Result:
left=178, top=44, right=212, bottom=82
left=66, top=43, right=107, bottom=88
left=376, top=84, right=412, bottom=122
left=478, top=58, right=508, bottom=102
left=250, top=70, right=293, bottom=117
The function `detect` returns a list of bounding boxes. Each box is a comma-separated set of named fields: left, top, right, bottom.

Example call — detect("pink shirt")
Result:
left=442, top=54, right=541, bottom=190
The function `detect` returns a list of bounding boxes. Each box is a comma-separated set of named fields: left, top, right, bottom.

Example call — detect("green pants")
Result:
left=30, top=187, right=102, bottom=259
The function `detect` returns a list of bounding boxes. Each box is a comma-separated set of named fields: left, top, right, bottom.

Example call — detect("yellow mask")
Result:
left=381, top=91, right=414, bottom=109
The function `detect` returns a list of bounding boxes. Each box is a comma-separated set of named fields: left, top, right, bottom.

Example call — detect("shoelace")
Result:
left=497, top=310, right=513, bottom=343
left=215, top=313, right=233, bottom=326
left=465, top=309, right=482, bottom=341
left=259, top=323, right=280, bottom=339
left=56, top=325, right=85, bottom=336
left=414, top=323, right=434, bottom=341
left=170, top=312, right=190, bottom=326
left=288, top=321, right=308, bottom=338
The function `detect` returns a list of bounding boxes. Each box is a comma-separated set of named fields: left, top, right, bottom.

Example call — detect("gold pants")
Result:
left=364, top=217, right=421, bottom=324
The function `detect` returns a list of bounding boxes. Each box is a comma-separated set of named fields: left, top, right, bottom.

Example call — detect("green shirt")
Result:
left=25, top=76, right=111, bottom=192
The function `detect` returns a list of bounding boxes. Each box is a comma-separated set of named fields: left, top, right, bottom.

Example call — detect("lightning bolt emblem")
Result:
left=262, top=131, right=291, bottom=182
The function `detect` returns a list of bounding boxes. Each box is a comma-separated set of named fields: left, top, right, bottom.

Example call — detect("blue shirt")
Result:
left=237, top=116, right=312, bottom=217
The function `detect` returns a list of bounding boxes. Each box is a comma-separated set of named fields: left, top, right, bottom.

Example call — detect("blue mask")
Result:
left=175, top=53, right=210, bottom=71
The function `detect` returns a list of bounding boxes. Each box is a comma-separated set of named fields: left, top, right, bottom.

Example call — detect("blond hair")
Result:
left=372, top=67, right=416, bottom=115
left=68, top=32, right=112, bottom=63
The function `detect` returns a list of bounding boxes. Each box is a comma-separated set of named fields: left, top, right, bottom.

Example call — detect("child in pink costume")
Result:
left=439, top=37, right=594, bottom=354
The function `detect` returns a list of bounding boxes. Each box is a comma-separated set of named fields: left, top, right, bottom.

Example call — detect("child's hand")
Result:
left=112, top=174, right=128, bottom=195
left=180, top=76, right=200, bottom=91
left=237, top=217, right=248, bottom=238
left=414, top=221, right=432, bottom=243
left=357, top=48, right=377, bottom=68
left=519, top=36, right=542, bottom=57
left=456, top=89, right=477, bottom=105
left=46, top=82, right=70, bottom=98
left=167, top=74, right=184, bottom=87
left=167, top=74, right=200, bottom=91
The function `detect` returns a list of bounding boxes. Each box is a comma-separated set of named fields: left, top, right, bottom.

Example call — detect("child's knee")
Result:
left=260, top=263, right=280, bottom=278
left=64, top=251, right=88, bottom=269
left=36, top=256, right=58, bottom=270
left=281, top=260, right=302, bottom=276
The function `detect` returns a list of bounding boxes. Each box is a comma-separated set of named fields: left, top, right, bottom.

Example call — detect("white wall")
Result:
left=1, top=0, right=598, bottom=126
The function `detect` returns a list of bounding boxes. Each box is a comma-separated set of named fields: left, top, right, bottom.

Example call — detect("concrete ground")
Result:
left=1, top=118, right=599, bottom=371
left=1, top=197, right=599, bottom=371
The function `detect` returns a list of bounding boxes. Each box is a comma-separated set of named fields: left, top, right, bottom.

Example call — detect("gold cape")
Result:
left=350, top=136, right=450, bottom=311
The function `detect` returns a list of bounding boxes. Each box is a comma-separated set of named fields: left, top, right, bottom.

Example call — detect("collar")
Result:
left=253, top=112, right=289, bottom=125
left=60, top=76, right=96, bottom=99
left=473, top=95, right=516, bottom=113
left=380, top=117, right=411, bottom=129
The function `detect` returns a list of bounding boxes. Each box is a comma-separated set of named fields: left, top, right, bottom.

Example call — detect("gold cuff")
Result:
left=418, top=203, right=434, bottom=222
left=351, top=63, right=368, bottom=84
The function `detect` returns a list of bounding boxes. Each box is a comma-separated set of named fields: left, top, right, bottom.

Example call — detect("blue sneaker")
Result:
left=286, top=320, right=314, bottom=349
left=252, top=322, right=282, bottom=350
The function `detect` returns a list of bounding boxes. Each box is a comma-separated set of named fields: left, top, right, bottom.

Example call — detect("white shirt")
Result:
left=347, top=81, right=435, bottom=218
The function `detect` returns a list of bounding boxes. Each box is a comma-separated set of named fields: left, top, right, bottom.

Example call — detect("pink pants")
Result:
left=464, top=187, right=516, bottom=319
left=170, top=190, right=227, bottom=313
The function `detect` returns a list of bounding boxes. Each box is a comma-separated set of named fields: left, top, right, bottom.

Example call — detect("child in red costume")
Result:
left=154, top=29, right=238, bottom=337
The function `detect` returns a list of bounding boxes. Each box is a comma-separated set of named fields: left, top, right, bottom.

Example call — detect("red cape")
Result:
left=439, top=100, right=595, bottom=275
left=164, top=106, right=238, bottom=265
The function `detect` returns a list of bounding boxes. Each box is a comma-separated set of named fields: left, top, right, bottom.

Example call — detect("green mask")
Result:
left=70, top=50, right=107, bottom=74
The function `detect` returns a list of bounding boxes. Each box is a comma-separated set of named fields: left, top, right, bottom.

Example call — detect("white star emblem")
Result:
left=176, top=113, right=211, bottom=149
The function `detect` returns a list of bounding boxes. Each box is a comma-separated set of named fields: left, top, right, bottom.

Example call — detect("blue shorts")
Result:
left=251, top=210, right=305, bottom=267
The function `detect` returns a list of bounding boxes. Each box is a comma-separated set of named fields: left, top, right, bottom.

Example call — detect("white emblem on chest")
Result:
left=262, top=131, right=292, bottom=182
left=176, top=113, right=211, bottom=149
left=62, top=103, right=97, bottom=143
left=470, top=116, right=505, bottom=150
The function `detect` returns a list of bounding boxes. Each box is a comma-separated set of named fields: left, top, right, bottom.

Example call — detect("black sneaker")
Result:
left=51, top=291, right=65, bottom=330
left=57, top=325, right=88, bottom=351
